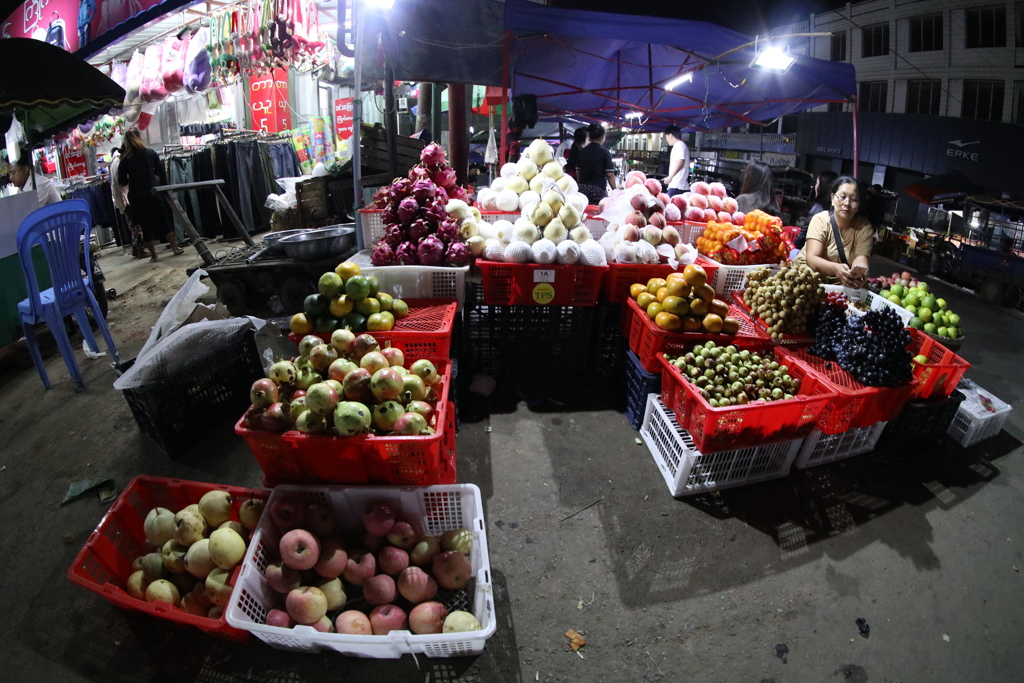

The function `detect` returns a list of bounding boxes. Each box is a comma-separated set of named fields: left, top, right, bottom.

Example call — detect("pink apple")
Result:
left=304, top=503, right=335, bottom=537
left=377, top=546, right=410, bottom=576
left=702, top=208, right=718, bottom=223
left=691, top=181, right=711, bottom=196
left=432, top=551, right=472, bottom=590
left=671, top=195, right=688, bottom=210
left=363, top=574, right=396, bottom=605
left=361, top=531, right=385, bottom=553
left=363, top=503, right=396, bottom=537
left=717, top=211, right=733, bottom=224
left=688, top=193, right=708, bottom=210
left=279, top=529, right=320, bottom=571
left=335, top=610, right=372, bottom=635
left=313, top=539, right=348, bottom=579
left=397, top=566, right=438, bottom=604
left=286, top=586, right=328, bottom=625
left=266, top=608, right=294, bottom=628
left=312, top=615, right=334, bottom=633
left=723, top=197, right=738, bottom=213
left=342, top=549, right=376, bottom=586
left=386, top=522, right=419, bottom=550
left=708, top=195, right=724, bottom=213
left=370, top=604, right=408, bottom=635
left=409, top=601, right=448, bottom=635
left=684, top=206, right=706, bottom=222
left=409, top=536, right=441, bottom=567
left=264, top=561, right=302, bottom=594
left=731, top=211, right=746, bottom=226
left=268, top=494, right=306, bottom=532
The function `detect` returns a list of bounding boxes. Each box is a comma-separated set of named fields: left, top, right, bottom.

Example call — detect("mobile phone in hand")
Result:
left=851, top=264, right=868, bottom=276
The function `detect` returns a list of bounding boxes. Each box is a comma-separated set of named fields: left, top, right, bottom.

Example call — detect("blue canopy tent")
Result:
left=500, top=0, right=857, bottom=160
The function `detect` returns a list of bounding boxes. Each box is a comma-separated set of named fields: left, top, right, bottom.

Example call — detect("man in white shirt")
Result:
left=663, top=125, right=690, bottom=197
left=8, top=153, right=62, bottom=207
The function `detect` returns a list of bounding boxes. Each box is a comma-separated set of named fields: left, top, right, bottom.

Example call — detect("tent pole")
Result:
left=500, top=30, right=510, bottom=166
left=851, top=96, right=859, bottom=179
left=449, top=84, right=468, bottom=184
left=384, top=62, right=399, bottom=178
left=352, top=6, right=365, bottom=250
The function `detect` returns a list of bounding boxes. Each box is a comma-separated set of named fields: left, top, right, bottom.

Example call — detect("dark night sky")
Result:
left=550, top=0, right=854, bottom=37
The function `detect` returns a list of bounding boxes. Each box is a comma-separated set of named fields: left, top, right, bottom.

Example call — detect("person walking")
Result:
left=663, top=125, right=690, bottom=197
left=116, top=128, right=183, bottom=262
left=574, top=123, right=618, bottom=205
left=564, top=127, right=588, bottom=180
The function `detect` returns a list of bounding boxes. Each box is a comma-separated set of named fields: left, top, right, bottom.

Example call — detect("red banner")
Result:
left=249, top=68, right=291, bottom=133
left=334, top=98, right=353, bottom=141
left=63, top=151, right=87, bottom=178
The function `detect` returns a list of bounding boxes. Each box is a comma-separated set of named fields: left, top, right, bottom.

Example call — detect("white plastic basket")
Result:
left=357, top=209, right=386, bottom=248
left=794, top=422, right=887, bottom=469
left=947, top=381, right=1011, bottom=447
left=823, top=284, right=913, bottom=325
left=349, top=250, right=469, bottom=308
left=583, top=215, right=609, bottom=240
left=665, top=221, right=706, bottom=246
left=640, top=395, right=802, bottom=497
left=225, top=484, right=495, bottom=658
left=707, top=260, right=782, bottom=295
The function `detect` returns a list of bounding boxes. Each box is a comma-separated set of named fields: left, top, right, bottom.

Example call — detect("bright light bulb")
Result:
left=665, top=73, right=693, bottom=91
left=753, top=46, right=795, bottom=71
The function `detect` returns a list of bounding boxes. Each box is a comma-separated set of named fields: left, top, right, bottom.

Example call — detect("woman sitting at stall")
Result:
left=575, top=123, right=618, bottom=206
left=794, top=175, right=872, bottom=288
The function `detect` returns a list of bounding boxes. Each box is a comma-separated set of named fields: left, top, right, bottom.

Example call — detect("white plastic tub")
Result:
left=225, top=484, right=495, bottom=658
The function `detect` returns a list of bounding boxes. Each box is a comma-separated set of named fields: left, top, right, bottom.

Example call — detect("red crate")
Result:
left=67, top=475, right=268, bottom=642
left=785, top=349, right=918, bottom=434
left=658, top=346, right=837, bottom=452
left=731, top=291, right=816, bottom=346
left=908, top=328, right=971, bottom=400
left=601, top=256, right=720, bottom=304
left=477, top=260, right=607, bottom=306
left=287, top=299, right=457, bottom=358
left=626, top=297, right=770, bottom=373
left=235, top=361, right=453, bottom=486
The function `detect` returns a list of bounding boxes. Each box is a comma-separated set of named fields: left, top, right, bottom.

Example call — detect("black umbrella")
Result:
left=0, top=38, right=126, bottom=149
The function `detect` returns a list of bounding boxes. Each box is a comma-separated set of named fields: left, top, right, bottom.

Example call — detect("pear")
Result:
left=198, top=490, right=232, bottom=528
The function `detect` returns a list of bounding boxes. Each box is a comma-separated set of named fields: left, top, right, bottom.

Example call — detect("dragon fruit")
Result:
left=417, top=235, right=446, bottom=266
left=398, top=196, right=420, bottom=225
left=447, top=185, right=468, bottom=202
left=409, top=218, right=434, bottom=242
left=383, top=225, right=406, bottom=249
left=432, top=167, right=457, bottom=189
left=395, top=242, right=419, bottom=265
left=437, top=218, right=461, bottom=244
left=371, top=241, right=396, bottom=266
left=409, top=165, right=431, bottom=182
left=420, top=143, right=446, bottom=166
left=382, top=207, right=399, bottom=226
left=391, top=177, right=412, bottom=200
left=411, top=179, right=436, bottom=202
left=434, top=186, right=449, bottom=204
left=445, top=241, right=471, bottom=266
left=424, top=197, right=448, bottom=223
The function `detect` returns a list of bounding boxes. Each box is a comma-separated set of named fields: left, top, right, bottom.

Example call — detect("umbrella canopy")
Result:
left=0, top=38, right=126, bottom=148
left=504, top=0, right=856, bottom=131
left=903, top=169, right=986, bottom=204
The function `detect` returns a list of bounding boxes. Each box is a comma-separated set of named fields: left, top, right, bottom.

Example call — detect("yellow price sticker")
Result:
left=532, top=283, right=556, bottom=304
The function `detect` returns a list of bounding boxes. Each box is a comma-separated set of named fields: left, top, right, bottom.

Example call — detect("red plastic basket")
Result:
left=67, top=475, right=268, bottom=642
left=908, top=328, right=970, bottom=400
left=731, top=291, right=815, bottom=346
left=658, top=346, right=837, bottom=452
left=236, top=361, right=453, bottom=486
left=287, top=299, right=457, bottom=359
left=477, top=260, right=608, bottom=306
left=601, top=256, right=720, bottom=304
left=626, top=297, right=770, bottom=373
left=785, top=349, right=918, bottom=434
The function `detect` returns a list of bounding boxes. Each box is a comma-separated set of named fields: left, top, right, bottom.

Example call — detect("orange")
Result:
left=646, top=302, right=663, bottom=319
left=636, top=292, right=656, bottom=309
left=708, top=299, right=730, bottom=318
left=629, top=283, right=647, bottom=299
left=654, top=311, right=681, bottom=331
left=721, top=318, right=741, bottom=334
left=681, top=316, right=703, bottom=332
left=646, top=278, right=667, bottom=294
left=701, top=313, right=724, bottom=333
left=683, top=263, right=708, bottom=288
left=689, top=298, right=708, bottom=316
left=694, top=283, right=716, bottom=304
left=656, top=287, right=670, bottom=303
left=662, top=295, right=689, bottom=316
left=665, top=278, right=691, bottom=297
left=334, top=261, right=361, bottom=281
left=290, top=313, right=314, bottom=335
left=329, top=294, right=354, bottom=318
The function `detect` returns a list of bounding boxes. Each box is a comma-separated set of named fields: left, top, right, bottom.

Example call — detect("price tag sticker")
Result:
left=532, top=283, right=556, bottom=304
left=533, top=269, right=556, bottom=283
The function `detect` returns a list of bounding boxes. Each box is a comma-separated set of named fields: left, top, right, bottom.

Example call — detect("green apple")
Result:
left=903, top=294, right=920, bottom=308
left=917, top=281, right=929, bottom=292
left=909, top=316, right=924, bottom=330
left=923, top=322, right=937, bottom=334
left=879, top=289, right=891, bottom=299
left=948, top=313, right=961, bottom=327
left=936, top=298, right=947, bottom=310
left=891, top=283, right=905, bottom=298
left=937, top=326, right=948, bottom=337
left=905, top=304, right=918, bottom=315
left=918, top=308, right=933, bottom=323
left=913, top=354, right=929, bottom=364
left=888, top=294, right=902, bottom=305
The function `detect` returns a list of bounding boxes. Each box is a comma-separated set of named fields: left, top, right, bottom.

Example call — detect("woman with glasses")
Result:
left=794, top=176, right=872, bottom=287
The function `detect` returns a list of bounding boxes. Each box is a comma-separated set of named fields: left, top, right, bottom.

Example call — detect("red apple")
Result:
left=708, top=195, right=724, bottom=213
left=342, top=549, right=376, bottom=586
left=286, top=586, right=327, bottom=625
left=268, top=494, right=306, bottom=532
left=377, top=546, right=410, bottom=576
left=386, top=522, right=419, bottom=550
left=304, top=503, right=335, bottom=537
left=370, top=604, right=409, bottom=635
left=397, top=566, right=438, bottom=604
left=312, top=615, right=334, bottom=633
left=363, top=574, right=396, bottom=606
left=314, top=539, right=348, bottom=579
left=409, top=601, right=448, bottom=635
left=361, top=531, right=385, bottom=553
left=266, top=608, right=293, bottom=628
left=279, top=529, right=320, bottom=571
left=363, top=503, right=396, bottom=537
left=432, top=551, right=472, bottom=590
left=264, top=561, right=302, bottom=594
left=335, top=610, right=372, bottom=635
left=702, top=208, right=718, bottom=223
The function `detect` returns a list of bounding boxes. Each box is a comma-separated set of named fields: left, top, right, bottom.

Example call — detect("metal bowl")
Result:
left=280, top=225, right=356, bottom=261
left=263, top=229, right=312, bottom=254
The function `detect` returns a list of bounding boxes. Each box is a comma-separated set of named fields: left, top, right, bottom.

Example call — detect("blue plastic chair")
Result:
left=17, top=199, right=120, bottom=391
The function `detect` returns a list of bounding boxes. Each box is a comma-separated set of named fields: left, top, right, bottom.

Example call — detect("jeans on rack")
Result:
left=168, top=157, right=202, bottom=241
left=194, top=148, right=221, bottom=239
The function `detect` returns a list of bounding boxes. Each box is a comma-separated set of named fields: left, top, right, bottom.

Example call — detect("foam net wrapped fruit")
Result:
left=697, top=210, right=793, bottom=266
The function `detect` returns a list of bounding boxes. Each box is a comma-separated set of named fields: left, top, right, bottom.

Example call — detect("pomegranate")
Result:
left=305, top=382, right=339, bottom=416
left=402, top=375, right=427, bottom=402
left=250, top=379, right=278, bottom=408
left=372, top=400, right=405, bottom=432
left=243, top=405, right=264, bottom=429
left=351, top=334, right=380, bottom=361
left=308, top=344, right=338, bottom=374
left=333, top=401, right=371, bottom=436
left=393, top=412, right=428, bottom=436
left=405, top=400, right=434, bottom=420
left=342, top=368, right=373, bottom=402
left=260, top=403, right=292, bottom=432
left=380, top=347, right=405, bottom=368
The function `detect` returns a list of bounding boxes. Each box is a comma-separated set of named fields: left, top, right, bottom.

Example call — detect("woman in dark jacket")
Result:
left=575, top=123, right=618, bottom=205
left=117, top=128, right=182, bottom=262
